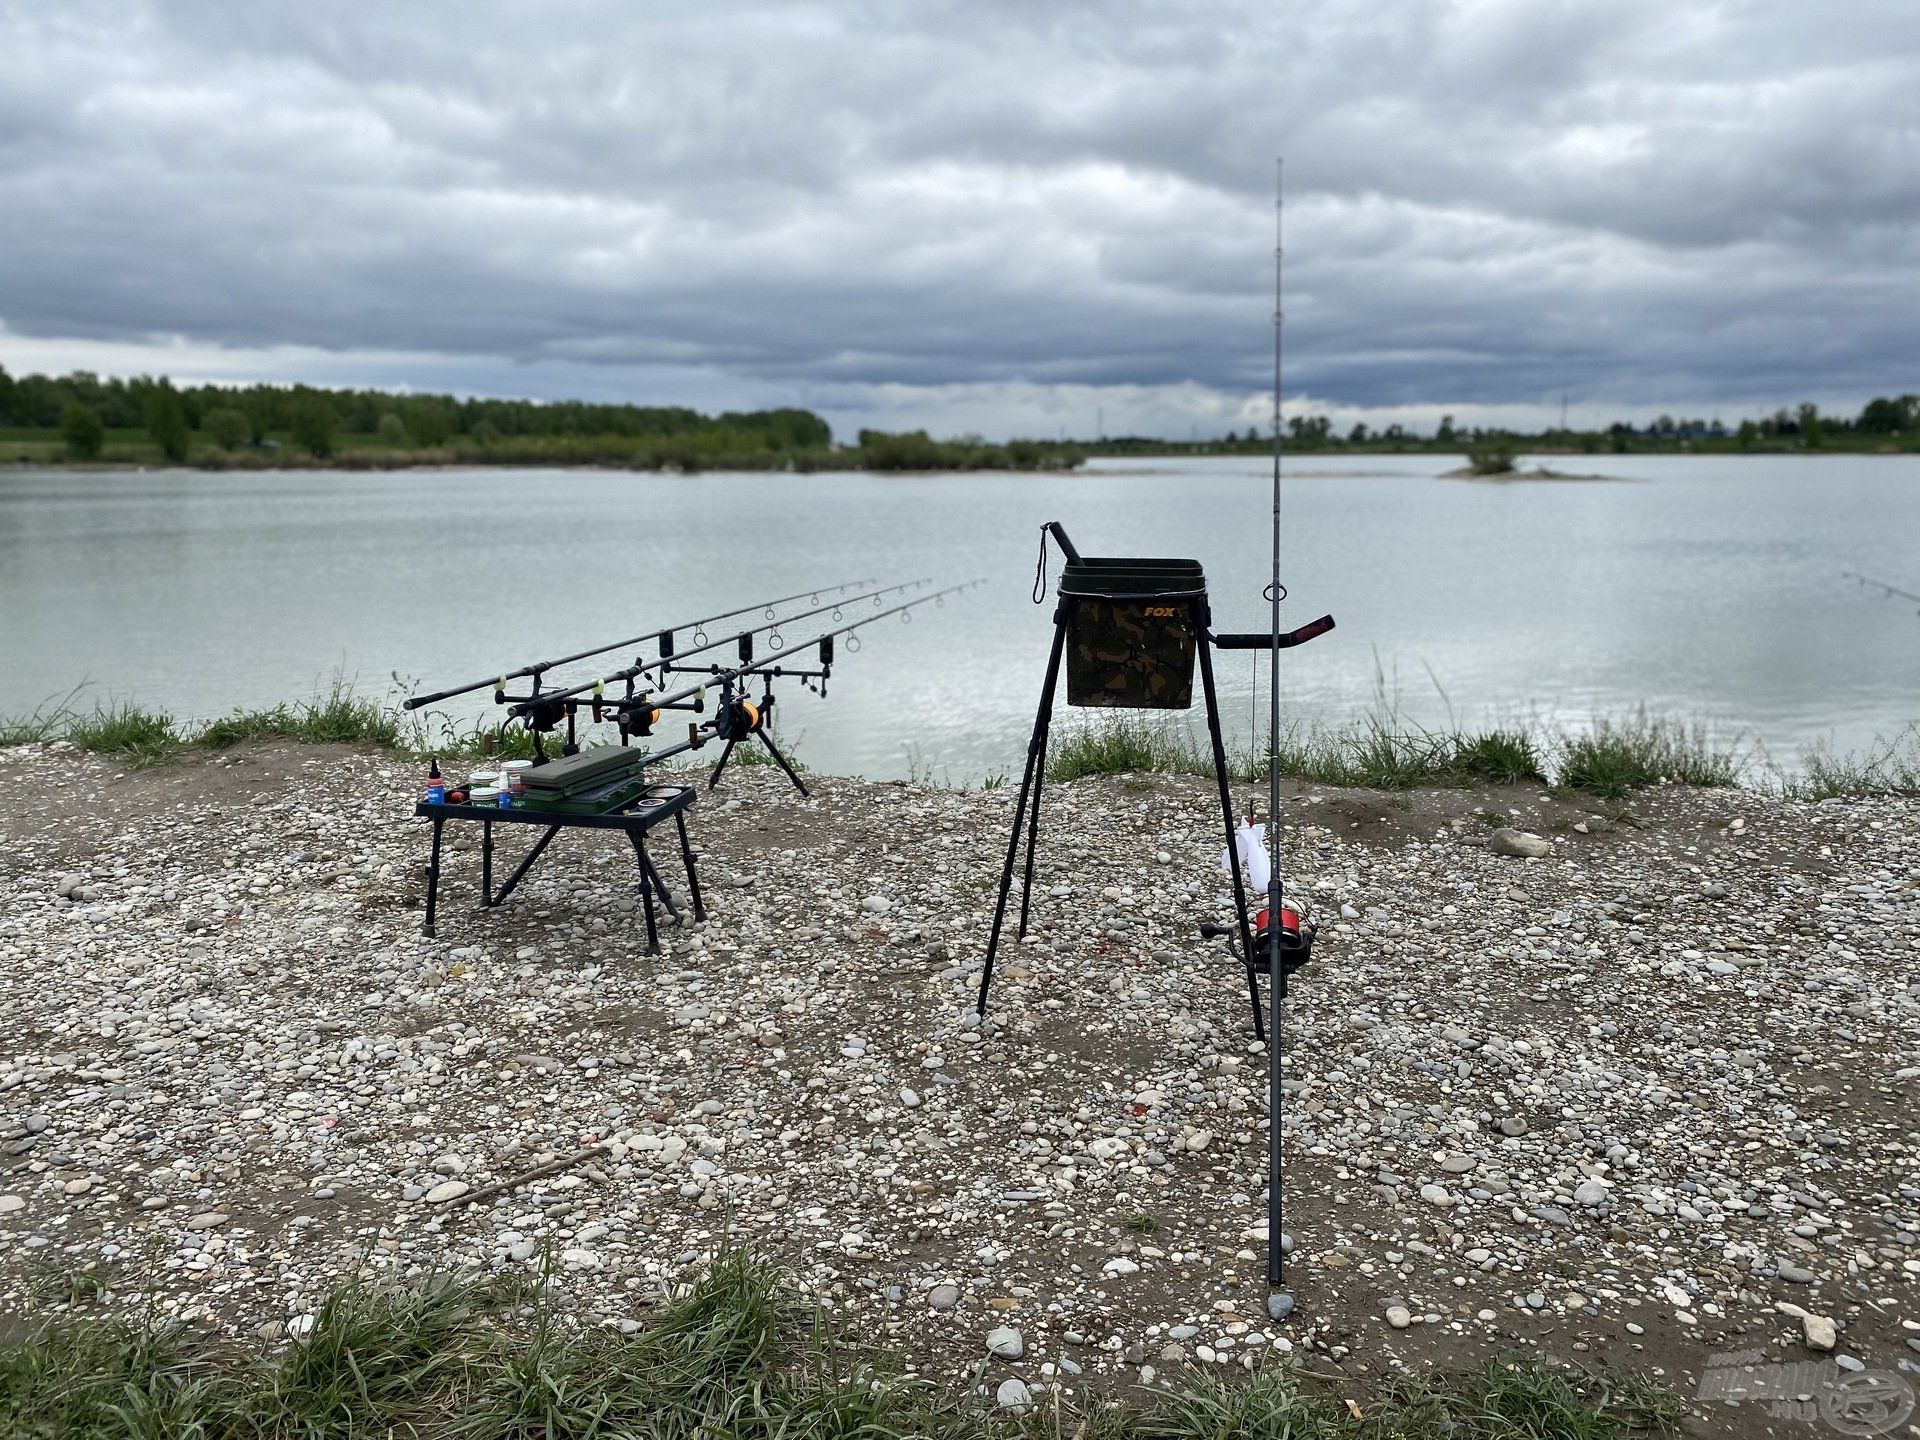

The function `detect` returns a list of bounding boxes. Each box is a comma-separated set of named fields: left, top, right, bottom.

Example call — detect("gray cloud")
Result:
left=0, top=0, right=1913, bottom=437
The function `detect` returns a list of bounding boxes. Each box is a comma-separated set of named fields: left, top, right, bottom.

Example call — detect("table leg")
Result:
left=675, top=810, right=706, bottom=921
left=423, top=816, right=445, bottom=937
left=489, top=825, right=561, bottom=907
left=481, top=818, right=495, bottom=904
left=631, top=832, right=661, bottom=954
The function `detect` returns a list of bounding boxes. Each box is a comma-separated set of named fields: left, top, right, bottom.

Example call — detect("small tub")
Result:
left=469, top=786, right=502, bottom=807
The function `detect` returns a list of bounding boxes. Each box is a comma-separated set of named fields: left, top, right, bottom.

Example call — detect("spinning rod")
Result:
left=503, top=578, right=938, bottom=719
left=401, top=577, right=877, bottom=710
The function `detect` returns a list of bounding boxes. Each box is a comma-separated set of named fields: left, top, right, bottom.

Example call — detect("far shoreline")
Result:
left=5, top=448, right=1914, bottom=480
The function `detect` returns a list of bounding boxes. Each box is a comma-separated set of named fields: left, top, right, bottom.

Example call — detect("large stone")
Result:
left=986, top=1324, right=1025, bottom=1359
left=1489, top=829, right=1552, bottom=859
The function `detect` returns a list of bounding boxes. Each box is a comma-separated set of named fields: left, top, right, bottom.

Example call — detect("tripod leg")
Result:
left=707, top=738, right=737, bottom=790
left=980, top=609, right=1068, bottom=1017
left=755, top=728, right=811, bottom=797
left=1199, top=635, right=1264, bottom=1042
left=1015, top=705, right=1055, bottom=939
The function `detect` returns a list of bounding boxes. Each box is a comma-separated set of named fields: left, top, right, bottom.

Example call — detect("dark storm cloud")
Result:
left=0, top=0, right=1913, bottom=435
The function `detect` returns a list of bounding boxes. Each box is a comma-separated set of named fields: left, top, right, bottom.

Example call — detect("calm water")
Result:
left=2, top=455, right=1916, bottom=780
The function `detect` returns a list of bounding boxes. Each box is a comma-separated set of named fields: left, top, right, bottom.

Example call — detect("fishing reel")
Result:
left=1201, top=901, right=1315, bottom=982
left=712, top=689, right=768, bottom=742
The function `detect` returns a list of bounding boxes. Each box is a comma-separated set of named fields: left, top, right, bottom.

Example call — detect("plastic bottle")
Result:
left=425, top=759, right=446, bottom=805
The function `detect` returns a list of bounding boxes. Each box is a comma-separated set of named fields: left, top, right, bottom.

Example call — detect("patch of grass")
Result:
left=1559, top=716, right=1741, bottom=798
left=0, top=1311, right=246, bottom=1439
left=1451, top=728, right=1546, bottom=785
left=201, top=683, right=402, bottom=751
left=63, top=702, right=183, bottom=764
left=1047, top=714, right=1214, bottom=781
left=1252, top=720, right=1546, bottom=791
left=1787, top=723, right=1920, bottom=800
left=0, top=697, right=77, bottom=747
left=1377, top=1356, right=1682, bottom=1440
left=248, top=1272, right=491, bottom=1437
left=0, top=1249, right=1677, bottom=1440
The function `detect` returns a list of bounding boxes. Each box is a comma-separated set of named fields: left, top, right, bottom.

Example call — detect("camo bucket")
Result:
left=1059, top=556, right=1206, bottom=709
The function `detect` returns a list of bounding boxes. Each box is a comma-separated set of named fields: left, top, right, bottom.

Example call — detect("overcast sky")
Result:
left=1, top=1, right=1913, bottom=439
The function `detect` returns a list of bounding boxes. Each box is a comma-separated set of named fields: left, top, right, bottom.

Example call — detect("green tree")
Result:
left=289, top=396, right=336, bottom=457
left=61, top=401, right=105, bottom=459
left=1856, top=395, right=1916, bottom=434
left=376, top=412, right=408, bottom=447
left=1348, top=422, right=1370, bottom=445
left=204, top=406, right=252, bottom=450
left=399, top=399, right=452, bottom=447
left=1798, top=402, right=1823, bottom=448
left=145, top=381, right=191, bottom=462
left=1437, top=414, right=1456, bottom=442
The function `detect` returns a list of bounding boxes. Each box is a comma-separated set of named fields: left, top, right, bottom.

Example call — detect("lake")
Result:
left=2, top=454, right=1915, bottom=781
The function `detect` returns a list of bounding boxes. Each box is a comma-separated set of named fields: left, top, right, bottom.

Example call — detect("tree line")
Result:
left=0, top=366, right=1086, bottom=471
left=1105, top=393, right=1920, bottom=457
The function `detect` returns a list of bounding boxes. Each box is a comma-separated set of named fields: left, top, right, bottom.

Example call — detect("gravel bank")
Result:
left=2, top=740, right=1916, bottom=1427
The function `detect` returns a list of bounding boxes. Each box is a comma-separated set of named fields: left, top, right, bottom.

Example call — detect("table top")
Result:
left=416, top=782, right=695, bottom=830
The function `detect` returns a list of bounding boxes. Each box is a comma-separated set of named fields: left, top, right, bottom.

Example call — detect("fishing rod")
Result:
left=636, top=579, right=980, bottom=717
left=401, top=577, right=877, bottom=710
left=1844, top=570, right=1920, bottom=611
left=494, top=578, right=980, bottom=775
left=503, top=578, right=938, bottom=721
left=1265, top=157, right=1289, bottom=1310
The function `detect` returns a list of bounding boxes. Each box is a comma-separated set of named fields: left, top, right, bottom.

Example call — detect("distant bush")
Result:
left=1467, top=441, right=1516, bottom=475
left=289, top=396, right=336, bottom=457
left=60, top=402, right=104, bottom=459
left=203, top=406, right=252, bottom=450
left=145, top=382, right=191, bottom=462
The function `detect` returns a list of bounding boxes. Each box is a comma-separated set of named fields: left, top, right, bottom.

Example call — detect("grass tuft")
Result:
left=1048, top=715, right=1214, bottom=781
left=1788, top=723, right=1920, bottom=800
left=1558, top=716, right=1740, bottom=798
left=249, top=1272, right=491, bottom=1437
left=63, top=702, right=184, bottom=764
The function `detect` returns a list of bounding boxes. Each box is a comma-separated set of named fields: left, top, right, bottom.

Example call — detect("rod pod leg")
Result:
left=755, top=728, right=812, bottom=796
left=979, top=606, right=1069, bottom=1017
